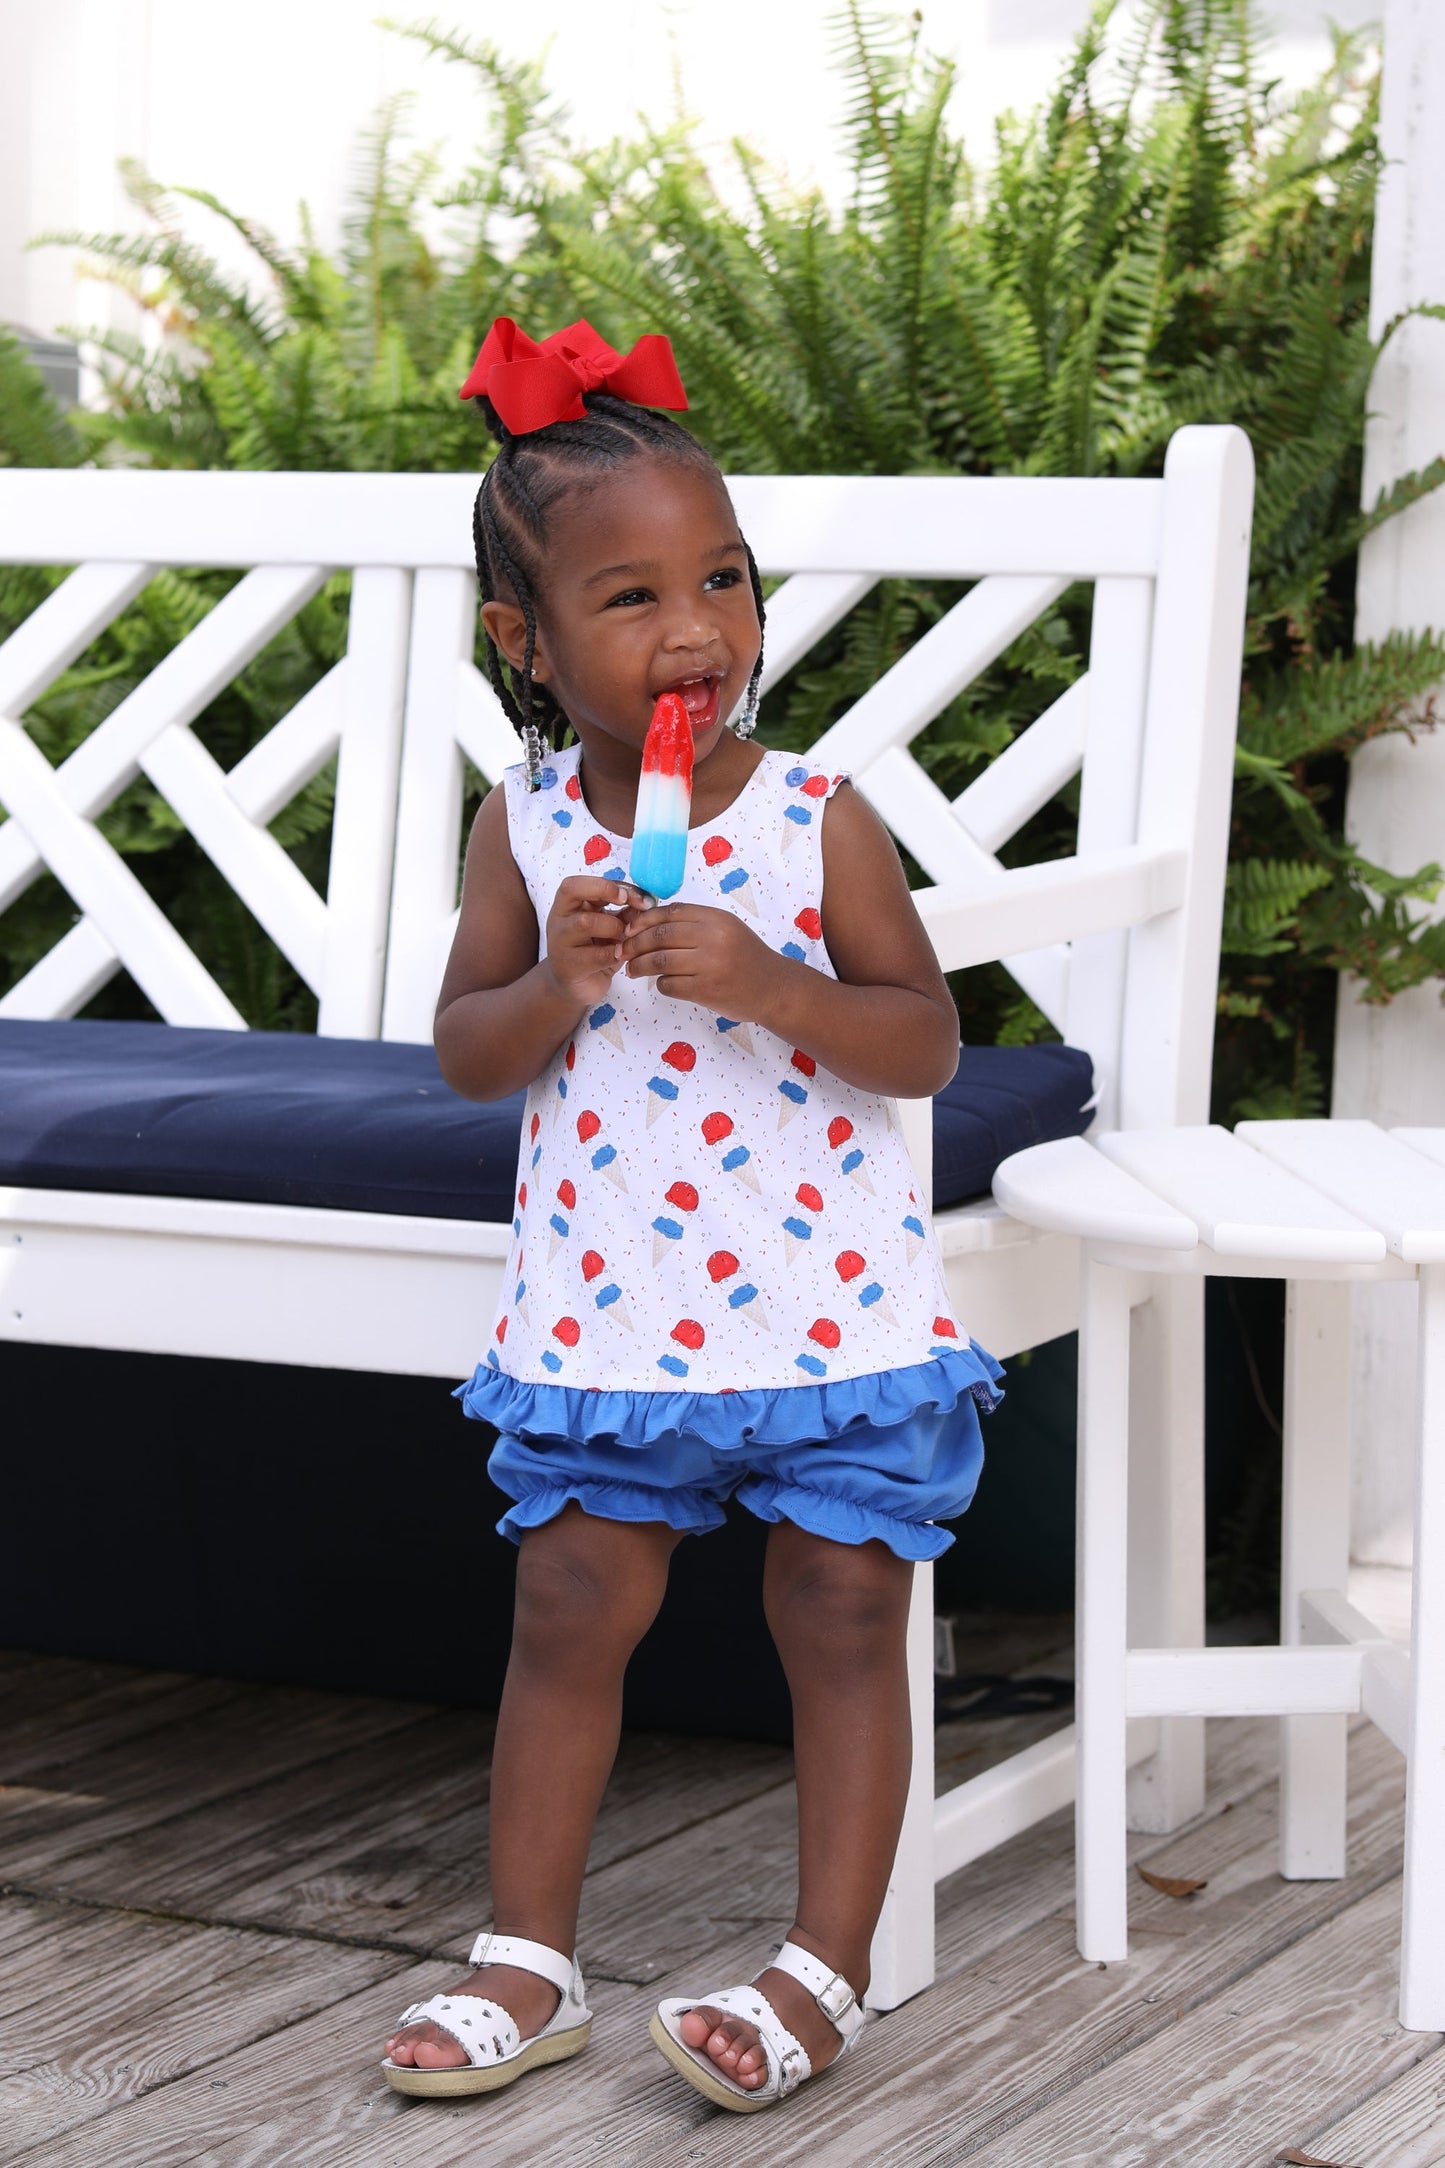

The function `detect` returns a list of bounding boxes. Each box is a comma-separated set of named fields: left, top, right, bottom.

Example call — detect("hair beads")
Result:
left=469, top=392, right=766, bottom=788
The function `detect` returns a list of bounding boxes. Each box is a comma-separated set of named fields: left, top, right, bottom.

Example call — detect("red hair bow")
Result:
left=458, top=316, right=688, bottom=434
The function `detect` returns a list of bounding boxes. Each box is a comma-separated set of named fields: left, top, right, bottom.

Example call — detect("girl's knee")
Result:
left=764, top=1529, right=912, bottom=1659
left=512, top=1512, right=673, bottom=1661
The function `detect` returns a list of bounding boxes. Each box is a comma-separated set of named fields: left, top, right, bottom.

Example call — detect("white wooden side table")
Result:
left=992, top=1119, right=1445, bottom=2030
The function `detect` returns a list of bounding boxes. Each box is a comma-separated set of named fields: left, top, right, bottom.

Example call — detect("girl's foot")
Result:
left=384, top=1963, right=560, bottom=2071
left=677, top=1952, right=856, bottom=2092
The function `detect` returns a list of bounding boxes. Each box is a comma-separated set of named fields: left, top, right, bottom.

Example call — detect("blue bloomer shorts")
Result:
left=487, top=1398, right=987, bottom=1563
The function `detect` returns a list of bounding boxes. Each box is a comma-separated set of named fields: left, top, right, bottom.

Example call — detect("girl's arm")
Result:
left=620, top=783, right=960, bottom=1099
left=434, top=786, right=631, bottom=1101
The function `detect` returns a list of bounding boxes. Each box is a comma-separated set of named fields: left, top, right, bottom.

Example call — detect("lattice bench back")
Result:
left=0, top=428, right=1252, bottom=1131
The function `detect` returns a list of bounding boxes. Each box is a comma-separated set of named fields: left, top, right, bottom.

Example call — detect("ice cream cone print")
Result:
left=595, top=1282, right=634, bottom=1331
left=716, top=1017, right=755, bottom=1057
left=591, top=1144, right=628, bottom=1191
left=783, top=1217, right=811, bottom=1264
left=513, top=1278, right=530, bottom=1329
left=648, top=1039, right=695, bottom=1122
left=542, top=806, right=572, bottom=852
left=588, top=1001, right=624, bottom=1051
left=728, top=1282, right=770, bottom=1330
left=794, top=907, right=823, bottom=945
left=646, top=1076, right=679, bottom=1126
left=651, top=1179, right=698, bottom=1261
left=718, top=864, right=758, bottom=917
left=777, top=1079, right=807, bottom=1128
left=547, top=1213, right=569, bottom=1262
left=777, top=1049, right=815, bottom=1127
left=844, top=1150, right=876, bottom=1195
left=858, top=1280, right=899, bottom=1328
left=903, top=1212, right=926, bottom=1264
left=723, top=1144, right=761, bottom=1193
left=781, top=804, right=811, bottom=850
left=657, top=1316, right=704, bottom=1380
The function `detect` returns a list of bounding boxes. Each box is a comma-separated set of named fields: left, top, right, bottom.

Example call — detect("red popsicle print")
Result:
left=796, top=1182, right=824, bottom=1213
left=701, top=1112, right=734, bottom=1145
left=577, top=1110, right=601, bottom=1143
left=794, top=908, right=823, bottom=941
left=791, top=1050, right=816, bottom=1077
left=808, top=1318, right=841, bottom=1349
left=581, top=1250, right=605, bottom=1282
left=554, top=1316, right=581, bottom=1346
left=565, top=1040, right=576, bottom=1071
left=584, top=836, right=611, bottom=864
left=557, top=1179, right=577, bottom=1210
left=665, top=1181, right=700, bottom=1212
left=707, top=1251, right=739, bottom=1282
left=530, top=1113, right=540, bottom=1141
left=672, top=1319, right=706, bottom=1350
left=933, top=1316, right=958, bottom=1338
left=828, top=1117, right=854, bottom=1149
left=517, top=1184, right=527, bottom=1209
left=835, top=1251, right=865, bottom=1282
left=496, top=1315, right=507, bottom=1341
left=565, top=772, right=582, bottom=800
left=662, top=1041, right=696, bottom=1073
left=801, top=774, right=829, bottom=798
left=703, top=836, right=732, bottom=865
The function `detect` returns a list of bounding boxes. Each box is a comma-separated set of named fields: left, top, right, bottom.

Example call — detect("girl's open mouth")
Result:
left=657, top=674, right=722, bottom=733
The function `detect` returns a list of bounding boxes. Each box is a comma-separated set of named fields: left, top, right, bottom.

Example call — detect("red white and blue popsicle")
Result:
left=629, top=692, right=694, bottom=901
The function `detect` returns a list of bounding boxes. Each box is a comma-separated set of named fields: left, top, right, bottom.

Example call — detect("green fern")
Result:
left=6, top=0, right=1443, bottom=1101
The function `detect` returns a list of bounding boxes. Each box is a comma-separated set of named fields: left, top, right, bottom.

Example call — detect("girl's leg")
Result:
left=386, top=1503, right=681, bottom=2069
left=678, top=1521, right=914, bottom=2090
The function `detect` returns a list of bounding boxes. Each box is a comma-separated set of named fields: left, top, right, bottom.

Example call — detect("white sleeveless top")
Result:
left=484, top=743, right=968, bottom=1398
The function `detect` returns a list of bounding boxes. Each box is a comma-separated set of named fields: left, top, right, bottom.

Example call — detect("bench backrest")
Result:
left=0, top=427, right=1252, bottom=1131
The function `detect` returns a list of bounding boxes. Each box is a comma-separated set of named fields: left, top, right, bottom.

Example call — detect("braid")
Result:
left=469, top=391, right=765, bottom=784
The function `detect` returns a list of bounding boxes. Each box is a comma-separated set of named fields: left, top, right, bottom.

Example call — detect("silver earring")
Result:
left=523, top=720, right=547, bottom=791
left=733, top=680, right=760, bottom=741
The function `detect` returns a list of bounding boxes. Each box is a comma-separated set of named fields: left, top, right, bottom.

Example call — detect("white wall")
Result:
left=0, top=0, right=1376, bottom=348
left=1334, top=0, right=1445, bottom=1571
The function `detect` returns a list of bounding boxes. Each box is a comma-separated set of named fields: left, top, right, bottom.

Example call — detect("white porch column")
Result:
left=1333, top=0, right=1445, bottom=1568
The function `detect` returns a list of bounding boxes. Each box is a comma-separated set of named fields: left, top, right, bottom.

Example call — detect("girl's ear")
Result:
left=481, top=599, right=551, bottom=683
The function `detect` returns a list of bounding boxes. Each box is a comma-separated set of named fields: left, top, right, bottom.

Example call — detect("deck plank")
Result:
left=23, top=1714, right=790, bottom=1959
left=1302, top=2042, right=1445, bottom=2167
left=0, top=1684, right=433, bottom=1887
left=0, top=1893, right=397, bottom=2161
left=957, top=1877, right=1431, bottom=2168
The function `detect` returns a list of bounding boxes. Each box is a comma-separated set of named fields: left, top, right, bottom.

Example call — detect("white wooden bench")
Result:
left=0, top=426, right=1255, bottom=2006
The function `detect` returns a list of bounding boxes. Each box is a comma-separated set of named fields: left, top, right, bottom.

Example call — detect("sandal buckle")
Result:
left=816, top=1973, right=856, bottom=2023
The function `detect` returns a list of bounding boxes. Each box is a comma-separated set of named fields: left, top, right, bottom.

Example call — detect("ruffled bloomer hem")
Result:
left=473, top=1346, right=1002, bottom=1561
left=456, top=1342, right=1004, bottom=1450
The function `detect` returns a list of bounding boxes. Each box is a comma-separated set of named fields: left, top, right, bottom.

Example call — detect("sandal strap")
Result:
left=394, top=1991, right=520, bottom=2069
left=708, top=1984, right=811, bottom=2098
left=467, top=1930, right=581, bottom=2002
left=772, top=1940, right=866, bottom=2046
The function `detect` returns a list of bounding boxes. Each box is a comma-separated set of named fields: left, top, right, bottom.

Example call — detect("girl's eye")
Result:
left=704, top=568, right=743, bottom=592
left=605, top=587, right=653, bottom=609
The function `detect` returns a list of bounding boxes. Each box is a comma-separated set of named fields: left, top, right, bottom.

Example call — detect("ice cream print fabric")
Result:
left=476, top=744, right=997, bottom=1403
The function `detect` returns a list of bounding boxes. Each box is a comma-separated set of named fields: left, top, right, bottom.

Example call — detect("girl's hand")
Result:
left=543, top=876, right=635, bottom=1006
left=621, top=901, right=785, bottom=1018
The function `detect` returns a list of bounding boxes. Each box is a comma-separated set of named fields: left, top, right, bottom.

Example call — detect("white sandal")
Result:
left=381, top=1930, right=592, bottom=2098
left=649, top=1939, right=867, bottom=2113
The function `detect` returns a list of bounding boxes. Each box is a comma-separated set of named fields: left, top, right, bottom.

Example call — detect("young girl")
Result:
left=381, top=317, right=1002, bottom=2113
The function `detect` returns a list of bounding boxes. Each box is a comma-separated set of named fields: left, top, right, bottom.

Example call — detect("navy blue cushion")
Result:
left=0, top=1020, right=1093, bottom=1220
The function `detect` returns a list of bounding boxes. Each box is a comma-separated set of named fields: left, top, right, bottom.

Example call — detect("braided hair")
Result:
left=469, top=391, right=766, bottom=787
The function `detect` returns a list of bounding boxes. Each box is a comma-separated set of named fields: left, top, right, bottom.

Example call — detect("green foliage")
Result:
left=3, top=0, right=1442, bottom=1098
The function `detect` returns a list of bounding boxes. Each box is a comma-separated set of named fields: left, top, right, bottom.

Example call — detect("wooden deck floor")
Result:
left=1, top=1621, right=1440, bottom=2168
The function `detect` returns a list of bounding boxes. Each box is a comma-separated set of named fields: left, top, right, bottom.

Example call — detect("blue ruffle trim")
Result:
left=456, top=1341, right=1004, bottom=1450
left=738, top=1477, right=959, bottom=1561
